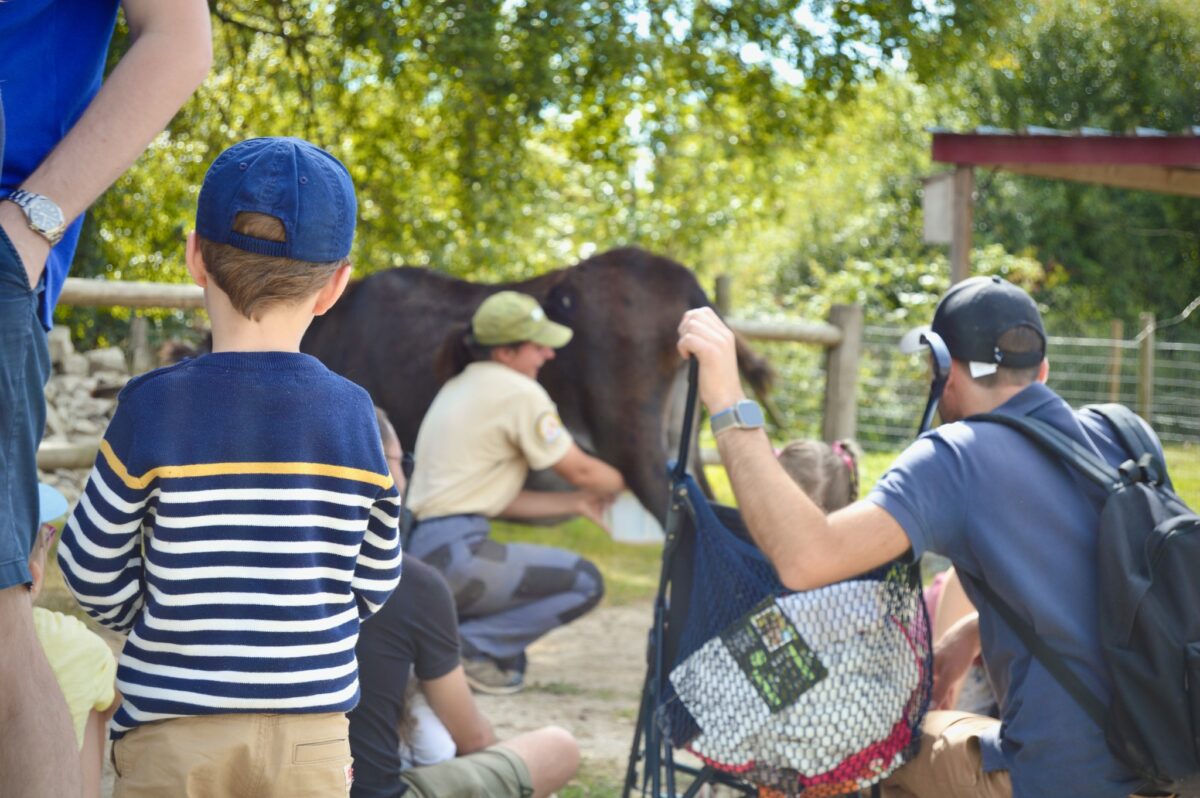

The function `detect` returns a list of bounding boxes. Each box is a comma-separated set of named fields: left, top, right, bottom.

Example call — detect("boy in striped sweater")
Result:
left=58, top=137, right=403, bottom=798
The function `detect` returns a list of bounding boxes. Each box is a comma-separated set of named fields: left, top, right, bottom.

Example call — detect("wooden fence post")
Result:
left=1137, top=312, right=1155, bottom=422
left=950, top=164, right=974, bottom=284
left=823, top=304, right=864, bottom=443
left=129, top=314, right=155, bottom=375
left=714, top=274, right=731, bottom=316
left=1107, top=318, right=1124, bottom=404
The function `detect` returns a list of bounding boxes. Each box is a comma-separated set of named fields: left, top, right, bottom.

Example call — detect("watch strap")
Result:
left=8, top=189, right=35, bottom=208
left=710, top=406, right=737, bottom=436
left=711, top=400, right=764, bottom=436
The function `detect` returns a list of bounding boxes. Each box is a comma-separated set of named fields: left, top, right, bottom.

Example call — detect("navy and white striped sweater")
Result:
left=57, top=351, right=402, bottom=739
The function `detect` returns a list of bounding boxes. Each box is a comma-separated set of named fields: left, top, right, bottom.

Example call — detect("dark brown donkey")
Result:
left=301, top=246, right=772, bottom=520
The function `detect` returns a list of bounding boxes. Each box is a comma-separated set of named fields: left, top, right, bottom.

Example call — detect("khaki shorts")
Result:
left=882, top=711, right=1167, bottom=798
left=399, top=746, right=534, bottom=798
left=882, top=711, right=1012, bottom=798
left=112, top=712, right=352, bottom=798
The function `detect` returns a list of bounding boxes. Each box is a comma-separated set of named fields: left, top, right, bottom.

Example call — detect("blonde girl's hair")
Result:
left=776, top=439, right=861, bottom=513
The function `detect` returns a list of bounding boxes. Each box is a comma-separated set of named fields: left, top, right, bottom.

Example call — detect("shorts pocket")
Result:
left=928, top=713, right=1001, bottom=788
left=112, top=735, right=138, bottom=779
left=293, top=737, right=350, bottom=765
left=0, top=225, right=32, bottom=294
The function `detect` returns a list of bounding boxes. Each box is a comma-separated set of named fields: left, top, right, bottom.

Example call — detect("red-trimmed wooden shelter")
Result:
left=929, top=128, right=1200, bottom=281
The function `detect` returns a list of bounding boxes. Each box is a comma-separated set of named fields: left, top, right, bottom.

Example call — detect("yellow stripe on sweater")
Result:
left=99, top=440, right=394, bottom=491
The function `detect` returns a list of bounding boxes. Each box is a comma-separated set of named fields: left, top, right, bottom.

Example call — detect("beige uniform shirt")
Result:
left=408, top=362, right=573, bottom=519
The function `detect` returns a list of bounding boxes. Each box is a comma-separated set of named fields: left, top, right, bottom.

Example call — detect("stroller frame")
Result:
left=622, top=356, right=912, bottom=798
left=622, top=359, right=755, bottom=798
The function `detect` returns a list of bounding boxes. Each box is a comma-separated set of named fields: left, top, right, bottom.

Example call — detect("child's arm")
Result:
left=57, top=404, right=152, bottom=632
left=352, top=483, right=402, bottom=619
left=80, top=690, right=119, bottom=798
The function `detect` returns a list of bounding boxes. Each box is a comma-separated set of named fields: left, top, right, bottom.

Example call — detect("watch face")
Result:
left=738, top=401, right=765, bottom=428
left=28, top=196, right=64, bottom=231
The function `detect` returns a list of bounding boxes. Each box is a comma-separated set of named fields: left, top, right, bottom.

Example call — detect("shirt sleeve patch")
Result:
left=536, top=411, right=565, bottom=445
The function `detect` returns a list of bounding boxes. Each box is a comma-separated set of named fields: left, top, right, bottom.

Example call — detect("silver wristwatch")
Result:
left=710, top=400, right=765, bottom=436
left=6, top=189, right=67, bottom=245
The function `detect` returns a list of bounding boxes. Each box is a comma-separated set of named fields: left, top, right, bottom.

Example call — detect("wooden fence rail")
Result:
left=59, top=277, right=205, bottom=309
left=40, top=278, right=863, bottom=469
left=58, top=276, right=846, bottom=344
left=38, top=440, right=102, bottom=471
left=727, top=318, right=843, bottom=346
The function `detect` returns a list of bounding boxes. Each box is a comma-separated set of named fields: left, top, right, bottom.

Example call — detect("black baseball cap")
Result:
left=930, top=275, right=1046, bottom=375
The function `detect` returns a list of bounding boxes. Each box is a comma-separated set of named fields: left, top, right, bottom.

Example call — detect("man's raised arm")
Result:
left=676, top=307, right=910, bottom=590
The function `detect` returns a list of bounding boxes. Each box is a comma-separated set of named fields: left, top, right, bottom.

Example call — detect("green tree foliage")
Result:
left=958, top=0, right=1200, bottom=333
left=764, top=0, right=1199, bottom=339
left=766, top=75, right=948, bottom=314
left=64, top=0, right=1015, bottom=345
left=759, top=75, right=1042, bottom=325
left=65, top=0, right=1199, bottom=350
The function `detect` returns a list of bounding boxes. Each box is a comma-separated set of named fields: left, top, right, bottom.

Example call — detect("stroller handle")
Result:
left=672, top=357, right=700, bottom=483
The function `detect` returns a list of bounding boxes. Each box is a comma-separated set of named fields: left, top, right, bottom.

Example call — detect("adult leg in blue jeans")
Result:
left=0, top=227, right=80, bottom=797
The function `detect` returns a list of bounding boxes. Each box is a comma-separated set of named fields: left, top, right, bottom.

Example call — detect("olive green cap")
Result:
left=471, top=291, right=573, bottom=348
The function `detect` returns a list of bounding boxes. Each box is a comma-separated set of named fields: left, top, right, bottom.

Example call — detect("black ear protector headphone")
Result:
left=917, top=331, right=951, bottom=435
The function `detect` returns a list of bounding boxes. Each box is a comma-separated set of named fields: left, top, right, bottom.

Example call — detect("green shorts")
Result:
left=399, top=746, right=534, bottom=798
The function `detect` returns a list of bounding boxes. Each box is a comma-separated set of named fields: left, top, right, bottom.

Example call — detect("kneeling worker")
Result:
left=406, top=290, right=626, bottom=694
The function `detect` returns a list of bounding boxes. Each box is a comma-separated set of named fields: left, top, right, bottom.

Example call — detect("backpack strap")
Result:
left=1084, top=403, right=1173, bottom=491
left=972, top=578, right=1108, bottom=729
left=969, top=413, right=1115, bottom=731
left=972, top=412, right=1125, bottom=492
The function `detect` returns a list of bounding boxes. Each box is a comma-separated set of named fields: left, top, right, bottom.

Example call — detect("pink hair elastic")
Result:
left=831, top=440, right=860, bottom=502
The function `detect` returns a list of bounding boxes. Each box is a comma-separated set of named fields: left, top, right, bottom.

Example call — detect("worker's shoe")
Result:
left=463, top=657, right=525, bottom=695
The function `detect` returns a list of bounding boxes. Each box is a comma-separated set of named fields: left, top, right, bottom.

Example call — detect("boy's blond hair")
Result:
left=197, top=212, right=345, bottom=321
left=777, top=439, right=860, bottom=513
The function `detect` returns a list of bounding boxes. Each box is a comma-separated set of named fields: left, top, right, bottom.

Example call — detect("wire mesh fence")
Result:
left=852, top=326, right=1200, bottom=447
left=747, top=338, right=827, bottom=441
left=842, top=325, right=1200, bottom=503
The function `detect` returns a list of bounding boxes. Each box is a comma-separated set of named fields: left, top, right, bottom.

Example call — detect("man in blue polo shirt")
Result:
left=0, top=3, right=210, bottom=795
left=676, top=276, right=1152, bottom=797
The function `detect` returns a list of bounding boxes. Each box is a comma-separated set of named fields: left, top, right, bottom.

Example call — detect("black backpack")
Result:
left=974, top=404, right=1200, bottom=796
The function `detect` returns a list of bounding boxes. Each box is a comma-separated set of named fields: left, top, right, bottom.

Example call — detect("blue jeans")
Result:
left=0, top=225, right=50, bottom=589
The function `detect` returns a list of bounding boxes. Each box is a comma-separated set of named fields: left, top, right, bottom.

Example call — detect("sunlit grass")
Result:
left=1165, top=444, right=1200, bottom=507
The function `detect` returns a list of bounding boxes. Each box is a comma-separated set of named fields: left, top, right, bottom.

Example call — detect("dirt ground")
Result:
left=476, top=602, right=654, bottom=775
left=99, top=601, right=655, bottom=797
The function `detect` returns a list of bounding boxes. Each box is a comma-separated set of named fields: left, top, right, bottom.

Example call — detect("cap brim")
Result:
left=530, top=321, right=573, bottom=349
left=38, top=483, right=69, bottom=524
left=898, top=325, right=932, bottom=355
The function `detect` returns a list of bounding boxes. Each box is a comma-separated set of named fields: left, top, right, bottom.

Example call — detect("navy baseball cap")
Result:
left=196, top=137, right=357, bottom=262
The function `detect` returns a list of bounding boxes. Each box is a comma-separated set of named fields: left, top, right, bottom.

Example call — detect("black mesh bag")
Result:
left=656, top=477, right=932, bottom=797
